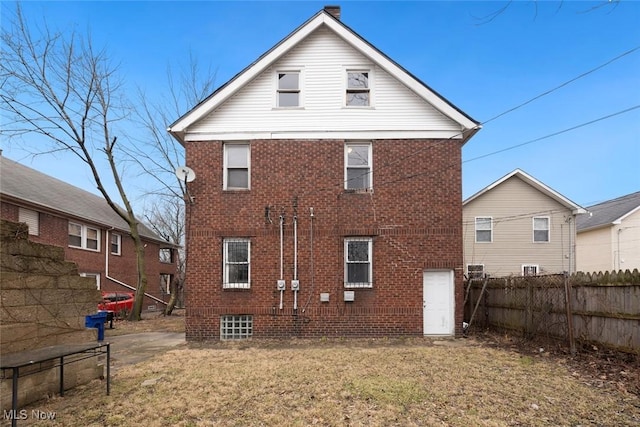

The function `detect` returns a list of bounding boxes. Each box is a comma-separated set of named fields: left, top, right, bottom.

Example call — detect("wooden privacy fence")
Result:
left=465, top=270, right=640, bottom=354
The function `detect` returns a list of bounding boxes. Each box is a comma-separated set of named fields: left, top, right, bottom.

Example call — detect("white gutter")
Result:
left=105, top=229, right=168, bottom=306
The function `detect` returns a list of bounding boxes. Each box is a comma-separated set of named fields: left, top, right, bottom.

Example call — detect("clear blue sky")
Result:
left=2, top=1, right=639, bottom=210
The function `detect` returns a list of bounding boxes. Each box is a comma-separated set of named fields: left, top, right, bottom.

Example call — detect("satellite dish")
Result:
left=175, top=166, right=196, bottom=183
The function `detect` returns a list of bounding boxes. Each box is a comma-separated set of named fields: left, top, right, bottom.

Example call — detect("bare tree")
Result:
left=131, top=57, right=217, bottom=315
left=0, top=3, right=149, bottom=320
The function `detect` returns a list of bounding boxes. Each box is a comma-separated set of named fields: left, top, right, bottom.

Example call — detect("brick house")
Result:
left=168, top=6, right=480, bottom=339
left=0, top=155, right=177, bottom=311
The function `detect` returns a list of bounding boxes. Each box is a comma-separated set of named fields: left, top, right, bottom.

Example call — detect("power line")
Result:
left=481, top=45, right=640, bottom=126
left=463, top=105, right=640, bottom=164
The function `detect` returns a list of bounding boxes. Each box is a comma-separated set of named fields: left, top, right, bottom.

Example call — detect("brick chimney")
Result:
left=324, top=5, right=341, bottom=20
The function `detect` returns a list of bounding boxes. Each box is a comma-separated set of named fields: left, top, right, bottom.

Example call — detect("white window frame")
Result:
left=467, top=264, right=485, bottom=280
left=223, top=143, right=250, bottom=190
left=533, top=216, right=550, bottom=243
left=68, top=222, right=100, bottom=252
left=220, top=314, right=253, bottom=340
left=522, top=264, right=539, bottom=276
left=344, top=143, right=373, bottom=190
left=159, top=248, right=173, bottom=264
left=80, top=273, right=101, bottom=290
left=475, top=217, right=493, bottom=243
left=275, top=69, right=302, bottom=108
left=344, top=238, right=373, bottom=288
left=344, top=68, right=373, bottom=107
left=19, top=207, right=39, bottom=236
left=223, top=238, right=251, bottom=289
left=110, top=233, right=122, bottom=255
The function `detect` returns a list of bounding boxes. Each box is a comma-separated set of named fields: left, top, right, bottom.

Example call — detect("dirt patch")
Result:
left=104, top=308, right=185, bottom=337
left=15, top=329, right=639, bottom=427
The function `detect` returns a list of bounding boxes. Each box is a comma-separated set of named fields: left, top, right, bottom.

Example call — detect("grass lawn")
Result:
left=14, top=312, right=640, bottom=426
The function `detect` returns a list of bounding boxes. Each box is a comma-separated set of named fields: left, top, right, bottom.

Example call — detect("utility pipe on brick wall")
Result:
left=279, top=214, right=285, bottom=310
left=292, top=214, right=299, bottom=310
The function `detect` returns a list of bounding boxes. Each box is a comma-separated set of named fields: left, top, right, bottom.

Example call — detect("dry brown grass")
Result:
left=16, top=332, right=640, bottom=427
left=104, top=308, right=186, bottom=336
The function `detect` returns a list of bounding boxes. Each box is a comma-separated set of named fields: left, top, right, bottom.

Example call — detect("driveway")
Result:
left=107, top=332, right=185, bottom=370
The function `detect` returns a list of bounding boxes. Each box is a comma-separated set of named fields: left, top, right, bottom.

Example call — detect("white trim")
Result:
left=68, top=221, right=101, bottom=252
left=614, top=204, right=640, bottom=224
left=168, top=11, right=478, bottom=143
left=182, top=129, right=463, bottom=142
left=110, top=233, right=122, bottom=255
left=80, top=272, right=101, bottom=290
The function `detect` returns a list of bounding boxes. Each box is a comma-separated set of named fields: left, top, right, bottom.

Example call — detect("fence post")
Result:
left=525, top=278, right=533, bottom=338
left=564, top=272, right=577, bottom=356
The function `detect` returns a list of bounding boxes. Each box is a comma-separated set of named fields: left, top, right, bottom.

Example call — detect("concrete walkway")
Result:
left=106, top=332, right=185, bottom=371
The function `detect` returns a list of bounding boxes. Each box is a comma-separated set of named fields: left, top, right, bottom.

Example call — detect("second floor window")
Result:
left=533, top=217, right=550, bottom=242
left=224, top=238, right=250, bottom=289
left=160, top=248, right=173, bottom=263
left=111, top=233, right=121, bottom=255
left=277, top=71, right=300, bottom=107
left=69, top=222, right=100, bottom=251
left=345, top=143, right=372, bottom=190
left=224, top=143, right=250, bottom=190
left=346, top=70, right=370, bottom=106
left=475, top=217, right=492, bottom=243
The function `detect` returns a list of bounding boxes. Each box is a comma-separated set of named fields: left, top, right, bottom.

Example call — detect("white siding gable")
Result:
left=188, top=27, right=460, bottom=141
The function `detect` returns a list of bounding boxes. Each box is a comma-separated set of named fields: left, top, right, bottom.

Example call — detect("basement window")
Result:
left=467, top=264, right=484, bottom=280
left=220, top=315, right=253, bottom=340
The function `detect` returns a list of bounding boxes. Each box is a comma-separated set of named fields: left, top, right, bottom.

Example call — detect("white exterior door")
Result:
left=423, top=270, right=455, bottom=335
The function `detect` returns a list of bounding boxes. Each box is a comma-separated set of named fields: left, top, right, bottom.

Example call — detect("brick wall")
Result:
left=184, top=138, right=464, bottom=340
left=0, top=220, right=103, bottom=411
left=0, top=202, right=176, bottom=309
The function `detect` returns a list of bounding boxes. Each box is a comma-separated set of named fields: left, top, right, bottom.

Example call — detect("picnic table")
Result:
left=1, top=342, right=110, bottom=427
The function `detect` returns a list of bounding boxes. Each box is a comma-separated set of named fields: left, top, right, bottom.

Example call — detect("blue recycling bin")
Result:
left=85, top=312, right=108, bottom=341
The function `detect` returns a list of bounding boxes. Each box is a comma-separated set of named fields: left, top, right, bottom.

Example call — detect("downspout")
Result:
left=105, top=229, right=167, bottom=306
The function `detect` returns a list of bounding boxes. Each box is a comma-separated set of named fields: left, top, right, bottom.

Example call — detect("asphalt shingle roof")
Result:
left=576, top=191, right=640, bottom=232
left=0, top=156, right=167, bottom=244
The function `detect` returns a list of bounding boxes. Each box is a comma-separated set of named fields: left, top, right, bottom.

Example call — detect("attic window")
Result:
left=346, top=71, right=370, bottom=106
left=277, top=71, right=300, bottom=107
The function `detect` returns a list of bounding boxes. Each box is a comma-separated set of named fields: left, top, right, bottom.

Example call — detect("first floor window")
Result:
left=467, top=264, right=485, bottom=280
left=522, top=265, right=538, bottom=276
left=345, top=238, right=373, bottom=288
left=475, top=217, right=492, bottom=243
left=224, top=143, right=250, bottom=190
left=19, top=208, right=39, bottom=236
left=111, top=233, right=121, bottom=255
left=160, top=274, right=172, bottom=294
left=69, top=222, right=100, bottom=251
left=220, top=315, right=253, bottom=340
left=224, top=238, right=250, bottom=289
left=533, top=217, right=550, bottom=242
left=80, top=273, right=100, bottom=290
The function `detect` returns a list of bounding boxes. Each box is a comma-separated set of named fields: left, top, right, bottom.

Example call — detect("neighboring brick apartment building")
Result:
left=0, top=155, right=177, bottom=311
left=168, top=6, right=480, bottom=340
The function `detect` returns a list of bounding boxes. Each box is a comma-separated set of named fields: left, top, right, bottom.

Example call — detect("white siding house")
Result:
left=463, top=169, right=586, bottom=278
left=576, top=191, right=640, bottom=273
